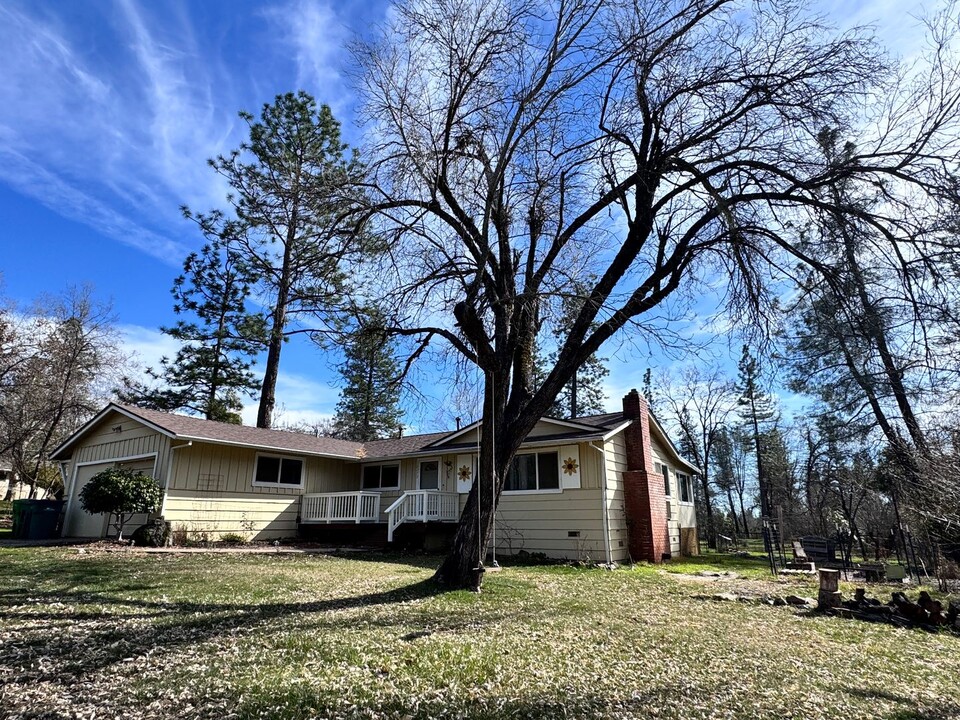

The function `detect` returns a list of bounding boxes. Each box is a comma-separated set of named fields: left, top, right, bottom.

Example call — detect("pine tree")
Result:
left=642, top=368, right=656, bottom=413
left=188, top=92, right=371, bottom=428
left=545, top=285, right=609, bottom=418
left=120, top=240, right=264, bottom=423
left=735, top=345, right=778, bottom=530
left=331, top=308, right=404, bottom=441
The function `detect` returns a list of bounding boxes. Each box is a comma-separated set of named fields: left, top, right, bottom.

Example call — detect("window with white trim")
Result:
left=362, top=464, right=400, bottom=490
left=253, top=454, right=304, bottom=487
left=504, top=451, right=560, bottom=492
left=678, top=472, right=693, bottom=503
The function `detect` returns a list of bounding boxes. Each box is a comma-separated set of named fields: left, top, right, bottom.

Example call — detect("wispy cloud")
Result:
left=118, top=323, right=182, bottom=372
left=264, top=0, right=353, bottom=117
left=0, top=2, right=240, bottom=263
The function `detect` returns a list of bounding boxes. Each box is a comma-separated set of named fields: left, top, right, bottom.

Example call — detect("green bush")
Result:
left=220, top=533, right=247, bottom=545
left=78, top=468, right=162, bottom=540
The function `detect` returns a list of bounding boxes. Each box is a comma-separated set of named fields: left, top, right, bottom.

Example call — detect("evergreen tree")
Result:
left=188, top=92, right=371, bottom=428
left=712, top=425, right=751, bottom=535
left=544, top=284, right=609, bottom=418
left=331, top=308, right=404, bottom=441
left=120, top=240, right=264, bottom=424
left=735, top=345, right=778, bottom=536
left=758, top=425, right=796, bottom=519
left=642, top=368, right=656, bottom=413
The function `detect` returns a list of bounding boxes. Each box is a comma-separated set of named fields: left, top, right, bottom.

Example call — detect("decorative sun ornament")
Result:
left=458, top=465, right=472, bottom=481
left=562, top=457, right=579, bottom=475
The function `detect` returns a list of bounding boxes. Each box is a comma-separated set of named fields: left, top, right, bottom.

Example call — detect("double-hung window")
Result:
left=504, top=451, right=560, bottom=492
left=253, top=454, right=304, bottom=488
left=362, top=464, right=400, bottom=490
left=678, top=472, right=693, bottom=503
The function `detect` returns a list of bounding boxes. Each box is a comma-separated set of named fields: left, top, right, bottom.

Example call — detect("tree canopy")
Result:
left=355, top=0, right=960, bottom=588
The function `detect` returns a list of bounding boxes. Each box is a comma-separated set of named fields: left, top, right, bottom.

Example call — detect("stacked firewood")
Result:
left=830, top=587, right=960, bottom=631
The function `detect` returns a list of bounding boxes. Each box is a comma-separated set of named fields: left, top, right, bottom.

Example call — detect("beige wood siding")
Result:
left=433, top=419, right=590, bottom=447
left=603, top=433, right=631, bottom=563
left=71, top=411, right=172, bottom=486
left=61, top=412, right=174, bottom=538
left=169, top=442, right=357, bottom=495
left=493, top=488, right=606, bottom=562
left=165, top=442, right=361, bottom=538
left=449, top=443, right=608, bottom=561
left=163, top=490, right=300, bottom=540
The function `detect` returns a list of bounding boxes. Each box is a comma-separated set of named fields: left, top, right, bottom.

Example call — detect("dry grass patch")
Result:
left=0, top=547, right=958, bottom=719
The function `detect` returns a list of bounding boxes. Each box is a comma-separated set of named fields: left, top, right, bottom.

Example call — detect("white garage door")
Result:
left=65, top=457, right=158, bottom=538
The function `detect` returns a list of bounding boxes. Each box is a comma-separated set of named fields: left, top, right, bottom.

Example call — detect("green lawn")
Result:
left=1, top=548, right=958, bottom=719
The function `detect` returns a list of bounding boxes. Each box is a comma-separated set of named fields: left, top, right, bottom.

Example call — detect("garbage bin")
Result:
left=11, top=500, right=28, bottom=539
left=27, top=502, right=63, bottom=539
left=10, top=500, right=64, bottom=540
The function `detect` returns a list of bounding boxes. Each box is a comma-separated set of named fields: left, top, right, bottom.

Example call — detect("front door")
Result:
left=418, top=460, right=440, bottom=490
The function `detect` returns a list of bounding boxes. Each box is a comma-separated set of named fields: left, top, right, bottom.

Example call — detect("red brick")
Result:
left=621, top=390, right=669, bottom=562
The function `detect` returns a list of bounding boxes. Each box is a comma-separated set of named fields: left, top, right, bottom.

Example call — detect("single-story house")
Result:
left=50, top=389, right=699, bottom=563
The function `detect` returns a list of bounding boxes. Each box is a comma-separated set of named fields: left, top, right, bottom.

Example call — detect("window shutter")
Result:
left=456, top=454, right=474, bottom=493
left=559, top=445, right=581, bottom=489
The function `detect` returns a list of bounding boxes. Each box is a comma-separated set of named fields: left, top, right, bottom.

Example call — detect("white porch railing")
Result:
left=301, top=492, right=382, bottom=524
left=385, top=491, right=459, bottom=542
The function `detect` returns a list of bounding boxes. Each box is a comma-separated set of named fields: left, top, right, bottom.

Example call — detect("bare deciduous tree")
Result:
left=656, top=366, right=737, bottom=547
left=356, top=0, right=960, bottom=589
left=0, top=287, right=124, bottom=499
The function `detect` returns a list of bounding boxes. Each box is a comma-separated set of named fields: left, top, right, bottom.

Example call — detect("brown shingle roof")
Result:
left=53, top=403, right=643, bottom=464
left=116, top=404, right=366, bottom=459
left=362, top=431, right=452, bottom=459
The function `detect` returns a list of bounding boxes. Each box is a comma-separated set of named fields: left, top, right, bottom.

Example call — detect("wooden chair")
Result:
left=792, top=540, right=810, bottom=563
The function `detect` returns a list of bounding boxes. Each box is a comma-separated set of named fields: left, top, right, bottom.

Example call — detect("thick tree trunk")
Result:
left=434, top=369, right=520, bottom=591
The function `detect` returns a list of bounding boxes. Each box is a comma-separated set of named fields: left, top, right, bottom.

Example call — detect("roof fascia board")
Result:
left=601, top=421, right=632, bottom=442
left=424, top=415, right=607, bottom=449
left=174, top=434, right=361, bottom=461
left=370, top=434, right=606, bottom=462
left=648, top=415, right=701, bottom=474
left=422, top=421, right=479, bottom=448
left=50, top=404, right=176, bottom=460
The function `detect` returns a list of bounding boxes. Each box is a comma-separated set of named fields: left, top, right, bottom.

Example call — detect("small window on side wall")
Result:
left=659, top=462, right=671, bottom=496
left=254, top=454, right=304, bottom=487
left=678, top=472, right=692, bottom=503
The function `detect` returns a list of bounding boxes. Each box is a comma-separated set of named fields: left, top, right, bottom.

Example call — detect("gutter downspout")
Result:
left=590, top=442, right=613, bottom=566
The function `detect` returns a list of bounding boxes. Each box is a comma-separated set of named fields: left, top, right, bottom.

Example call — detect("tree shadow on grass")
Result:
left=0, top=578, right=448, bottom=685
left=229, top=681, right=698, bottom=720
left=841, top=686, right=960, bottom=720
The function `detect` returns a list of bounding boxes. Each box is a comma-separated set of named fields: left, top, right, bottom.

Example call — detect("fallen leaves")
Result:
left=0, top=548, right=958, bottom=719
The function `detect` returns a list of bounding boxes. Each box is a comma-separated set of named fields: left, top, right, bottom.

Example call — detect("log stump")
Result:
left=818, top=568, right=842, bottom=610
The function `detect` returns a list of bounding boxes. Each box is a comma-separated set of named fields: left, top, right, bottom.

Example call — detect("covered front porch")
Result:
left=299, top=490, right=460, bottom=543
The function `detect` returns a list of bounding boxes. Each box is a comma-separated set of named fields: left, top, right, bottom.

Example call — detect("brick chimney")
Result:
left=620, top=389, right=670, bottom=562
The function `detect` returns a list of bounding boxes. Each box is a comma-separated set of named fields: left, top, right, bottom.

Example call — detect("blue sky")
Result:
left=0, top=0, right=938, bottom=430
